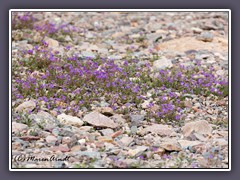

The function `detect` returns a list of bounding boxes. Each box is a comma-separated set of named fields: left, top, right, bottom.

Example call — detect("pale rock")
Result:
left=216, top=70, right=225, bottom=76
left=128, top=146, right=148, bottom=157
left=78, top=139, right=86, bottom=145
left=87, top=44, right=100, bottom=52
left=111, top=114, right=127, bottom=125
left=36, top=142, right=45, bottom=148
left=215, top=130, right=228, bottom=137
left=195, top=156, right=209, bottom=168
left=112, top=32, right=125, bottom=38
left=15, top=100, right=36, bottom=113
left=29, top=111, right=60, bottom=129
left=130, top=34, right=140, bottom=39
left=108, top=55, right=123, bottom=60
left=153, top=154, right=162, bottom=160
left=64, top=35, right=72, bottom=42
left=193, top=132, right=207, bottom=141
left=79, top=126, right=93, bottom=132
left=99, top=128, right=114, bottom=136
left=83, top=111, right=118, bottom=128
left=46, top=135, right=58, bottom=144
left=104, top=142, right=115, bottom=151
left=140, top=124, right=174, bottom=136
left=62, top=137, right=73, bottom=145
left=141, top=100, right=151, bottom=109
left=192, top=27, right=203, bottom=34
left=12, top=142, right=22, bottom=150
left=182, top=120, right=212, bottom=137
left=73, top=151, right=101, bottom=159
left=44, top=37, right=59, bottom=48
left=71, top=145, right=81, bottom=152
left=95, top=107, right=114, bottom=116
left=50, top=144, right=70, bottom=152
left=154, top=147, right=165, bottom=156
left=178, top=140, right=202, bottom=149
left=97, top=136, right=113, bottom=143
left=119, top=136, right=134, bottom=147
left=153, top=58, right=173, bottom=71
left=57, top=113, right=84, bottom=127
left=213, top=138, right=228, bottom=147
left=196, top=31, right=214, bottom=42
left=184, top=100, right=192, bottom=108
left=50, top=110, right=58, bottom=117
left=30, top=71, right=45, bottom=79
left=12, top=122, right=28, bottom=134
left=81, top=51, right=96, bottom=59
left=130, top=114, right=145, bottom=126
left=160, top=141, right=182, bottom=151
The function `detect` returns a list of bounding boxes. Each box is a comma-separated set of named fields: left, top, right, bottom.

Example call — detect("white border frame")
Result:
left=9, top=9, right=231, bottom=171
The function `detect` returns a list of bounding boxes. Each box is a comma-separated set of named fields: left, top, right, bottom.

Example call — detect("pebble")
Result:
left=12, top=122, right=28, bottom=134
left=130, top=114, right=145, bottom=126
left=81, top=51, right=96, bottom=59
left=196, top=31, right=214, bottom=42
left=50, top=144, right=70, bottom=152
left=15, top=100, right=36, bottom=113
left=57, top=113, right=84, bottom=127
left=73, top=151, right=101, bottom=159
left=127, top=146, right=148, bottom=157
left=160, top=141, right=182, bottom=151
left=119, top=136, right=134, bottom=147
left=83, top=111, right=118, bottom=128
left=213, top=138, right=228, bottom=147
left=44, top=37, right=59, bottom=48
left=182, top=120, right=212, bottom=137
left=178, top=140, right=202, bottom=149
left=77, top=139, right=86, bottom=146
left=153, top=58, right=173, bottom=71
left=29, top=111, right=60, bottom=129
left=140, top=124, right=174, bottom=136
left=46, top=135, right=58, bottom=144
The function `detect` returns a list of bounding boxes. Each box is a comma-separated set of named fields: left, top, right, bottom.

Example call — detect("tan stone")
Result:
left=178, top=140, right=202, bottom=149
left=95, top=107, right=114, bottom=116
left=97, top=136, right=113, bottom=143
left=119, top=136, right=134, bottom=147
left=12, top=122, right=28, bottom=134
left=154, top=147, right=165, bottom=156
left=57, top=113, right=84, bottom=127
left=182, top=120, right=212, bottom=137
left=44, top=37, right=59, bottom=48
left=83, top=111, right=118, bottom=128
left=71, top=145, right=81, bottom=152
left=140, top=124, right=174, bottom=136
left=156, top=36, right=228, bottom=53
left=160, top=141, right=182, bottom=151
left=15, top=100, right=36, bottom=113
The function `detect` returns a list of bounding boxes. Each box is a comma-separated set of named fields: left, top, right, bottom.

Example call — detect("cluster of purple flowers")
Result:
left=12, top=12, right=228, bottom=123
left=13, top=40, right=228, bottom=123
left=12, top=12, right=81, bottom=41
left=12, top=12, right=36, bottom=29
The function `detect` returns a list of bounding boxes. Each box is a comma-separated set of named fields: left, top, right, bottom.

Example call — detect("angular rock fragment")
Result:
left=140, top=124, right=174, bottom=136
left=182, top=120, right=212, bottom=137
left=83, top=111, right=118, bottom=128
left=15, top=100, right=36, bottom=113
left=57, top=113, right=84, bottom=127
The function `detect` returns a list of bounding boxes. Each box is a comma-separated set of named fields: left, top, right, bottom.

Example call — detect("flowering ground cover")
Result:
left=11, top=11, right=229, bottom=169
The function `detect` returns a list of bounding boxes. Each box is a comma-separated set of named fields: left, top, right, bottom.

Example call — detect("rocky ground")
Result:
left=11, top=11, right=229, bottom=169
